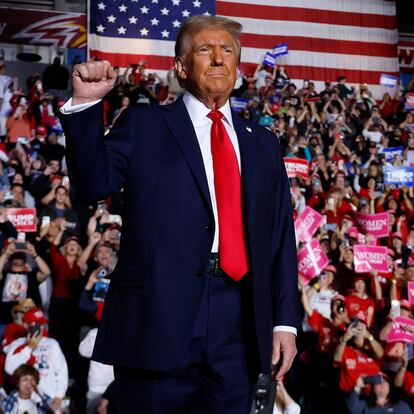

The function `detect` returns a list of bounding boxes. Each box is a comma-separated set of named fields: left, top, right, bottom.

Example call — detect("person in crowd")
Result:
left=79, top=327, right=114, bottom=414
left=41, top=57, right=70, bottom=95
left=3, top=364, right=54, bottom=414
left=0, top=241, right=50, bottom=327
left=346, top=373, right=413, bottom=414
left=273, top=379, right=301, bottom=414
left=5, top=308, right=68, bottom=412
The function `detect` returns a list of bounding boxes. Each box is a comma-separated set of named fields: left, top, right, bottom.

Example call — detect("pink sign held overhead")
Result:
left=6, top=208, right=37, bottom=232
left=408, top=281, right=414, bottom=307
left=354, top=212, right=389, bottom=238
left=387, top=316, right=414, bottom=343
left=353, top=245, right=388, bottom=273
left=283, top=158, right=310, bottom=180
left=294, top=206, right=323, bottom=243
left=297, top=238, right=329, bottom=284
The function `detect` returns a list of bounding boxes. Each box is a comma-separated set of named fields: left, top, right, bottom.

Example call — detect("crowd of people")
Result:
left=1, top=54, right=414, bottom=413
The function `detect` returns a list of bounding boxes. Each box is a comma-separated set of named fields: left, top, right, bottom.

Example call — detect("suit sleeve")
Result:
left=58, top=101, right=135, bottom=202
left=271, top=138, right=301, bottom=331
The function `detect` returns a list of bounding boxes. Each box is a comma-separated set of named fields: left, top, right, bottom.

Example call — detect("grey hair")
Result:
left=174, top=15, right=242, bottom=63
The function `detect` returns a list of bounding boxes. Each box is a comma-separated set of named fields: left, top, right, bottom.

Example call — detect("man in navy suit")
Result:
left=59, top=15, right=300, bottom=414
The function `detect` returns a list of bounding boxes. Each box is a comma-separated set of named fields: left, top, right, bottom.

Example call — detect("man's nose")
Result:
left=211, top=46, right=223, bottom=65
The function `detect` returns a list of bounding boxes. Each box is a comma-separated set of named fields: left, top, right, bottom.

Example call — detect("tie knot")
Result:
left=207, top=110, right=224, bottom=123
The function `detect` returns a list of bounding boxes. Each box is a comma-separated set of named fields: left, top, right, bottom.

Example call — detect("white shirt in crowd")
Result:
left=309, top=289, right=337, bottom=320
left=79, top=328, right=114, bottom=394
left=5, top=336, right=68, bottom=399
left=60, top=94, right=297, bottom=336
left=273, top=400, right=301, bottom=414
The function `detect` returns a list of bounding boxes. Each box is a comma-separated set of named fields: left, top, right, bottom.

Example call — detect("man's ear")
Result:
left=174, top=57, right=187, bottom=83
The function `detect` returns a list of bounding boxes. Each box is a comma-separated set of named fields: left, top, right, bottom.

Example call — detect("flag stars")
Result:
left=107, top=14, right=116, bottom=23
left=140, top=5, right=149, bottom=13
left=96, top=24, right=105, bottom=32
left=160, top=7, right=170, bottom=15
left=140, top=27, right=149, bottom=36
left=161, top=29, right=170, bottom=38
left=118, top=4, right=127, bottom=12
left=193, top=0, right=201, bottom=7
left=172, top=20, right=180, bottom=28
left=152, top=0, right=158, bottom=3
left=150, top=18, right=159, bottom=26
left=182, top=9, right=190, bottom=17
left=97, top=2, right=106, bottom=10
left=171, top=0, right=180, bottom=5
left=131, top=0, right=138, bottom=2
left=117, top=26, right=126, bottom=34
left=129, top=16, right=138, bottom=24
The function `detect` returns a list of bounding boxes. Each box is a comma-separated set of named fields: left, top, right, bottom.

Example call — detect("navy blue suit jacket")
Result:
left=59, top=96, right=300, bottom=374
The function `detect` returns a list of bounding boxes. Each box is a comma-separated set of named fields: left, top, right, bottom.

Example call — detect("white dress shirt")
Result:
left=60, top=96, right=297, bottom=336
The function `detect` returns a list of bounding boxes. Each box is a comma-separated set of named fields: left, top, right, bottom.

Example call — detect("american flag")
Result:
left=88, top=0, right=399, bottom=95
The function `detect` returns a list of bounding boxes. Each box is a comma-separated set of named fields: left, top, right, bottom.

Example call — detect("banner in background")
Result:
left=295, top=206, right=323, bottom=243
left=384, top=166, right=414, bottom=186
left=388, top=316, right=414, bottom=343
left=230, top=97, right=248, bottom=112
left=383, top=147, right=403, bottom=162
left=6, top=208, right=37, bottom=232
left=272, top=43, right=289, bottom=57
left=297, top=239, right=329, bottom=284
left=263, top=52, right=276, bottom=68
left=379, top=73, right=399, bottom=88
left=0, top=7, right=86, bottom=48
left=284, top=158, right=310, bottom=179
left=354, top=212, right=389, bottom=238
left=353, top=245, right=388, bottom=273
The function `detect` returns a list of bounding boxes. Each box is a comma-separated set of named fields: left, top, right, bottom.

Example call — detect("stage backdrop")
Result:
left=87, top=0, right=400, bottom=96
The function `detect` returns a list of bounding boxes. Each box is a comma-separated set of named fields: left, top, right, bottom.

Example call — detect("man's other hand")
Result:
left=271, top=331, right=297, bottom=380
left=72, top=60, right=117, bottom=106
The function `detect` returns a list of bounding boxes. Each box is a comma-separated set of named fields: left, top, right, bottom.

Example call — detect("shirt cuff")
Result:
left=273, top=325, right=297, bottom=336
left=59, top=97, right=102, bottom=114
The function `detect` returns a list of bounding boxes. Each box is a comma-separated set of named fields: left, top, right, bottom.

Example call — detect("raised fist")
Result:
left=72, top=60, right=117, bottom=106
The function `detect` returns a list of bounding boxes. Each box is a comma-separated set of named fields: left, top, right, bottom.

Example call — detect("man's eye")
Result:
left=223, top=48, right=233, bottom=54
left=198, top=47, right=210, bottom=53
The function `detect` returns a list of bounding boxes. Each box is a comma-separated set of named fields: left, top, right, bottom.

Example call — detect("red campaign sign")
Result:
left=354, top=212, right=389, bottom=238
left=297, top=238, right=329, bottom=284
left=353, top=245, right=388, bottom=273
left=283, top=158, right=310, bottom=179
left=387, top=316, right=414, bottom=343
left=6, top=208, right=37, bottom=232
left=408, top=281, right=414, bottom=308
left=294, top=206, right=323, bottom=243
left=0, top=7, right=86, bottom=48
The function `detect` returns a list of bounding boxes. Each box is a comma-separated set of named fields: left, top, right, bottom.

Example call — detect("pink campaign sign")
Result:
left=297, top=239, right=329, bottom=284
left=353, top=245, right=388, bottom=273
left=408, top=281, right=414, bottom=307
left=347, top=227, right=377, bottom=246
left=354, top=212, right=389, bottom=238
left=387, top=316, right=414, bottom=343
left=294, top=206, right=323, bottom=243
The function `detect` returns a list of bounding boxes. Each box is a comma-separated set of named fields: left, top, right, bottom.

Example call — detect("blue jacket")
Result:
left=58, top=97, right=301, bottom=373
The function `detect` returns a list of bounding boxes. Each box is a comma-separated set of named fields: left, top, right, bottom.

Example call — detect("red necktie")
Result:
left=208, top=110, right=248, bottom=281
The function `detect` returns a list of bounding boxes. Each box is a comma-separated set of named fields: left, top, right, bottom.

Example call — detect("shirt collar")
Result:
left=183, top=91, right=234, bottom=130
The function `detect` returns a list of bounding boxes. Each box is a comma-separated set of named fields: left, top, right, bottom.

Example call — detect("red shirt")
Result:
left=403, top=371, right=414, bottom=397
left=50, top=244, right=81, bottom=299
left=345, top=293, right=375, bottom=323
left=1, top=322, right=26, bottom=351
left=338, top=345, right=380, bottom=392
left=308, top=310, right=345, bottom=354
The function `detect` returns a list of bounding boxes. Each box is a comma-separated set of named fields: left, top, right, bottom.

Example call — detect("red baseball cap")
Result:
left=23, top=308, right=48, bottom=325
left=325, top=265, right=337, bottom=274
left=331, top=294, right=346, bottom=302
left=400, top=300, right=411, bottom=311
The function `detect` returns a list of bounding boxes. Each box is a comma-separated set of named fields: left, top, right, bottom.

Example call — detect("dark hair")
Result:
left=10, top=252, right=27, bottom=263
left=13, top=364, right=40, bottom=386
left=10, top=183, right=24, bottom=192
left=174, top=15, right=242, bottom=62
left=55, top=185, right=68, bottom=195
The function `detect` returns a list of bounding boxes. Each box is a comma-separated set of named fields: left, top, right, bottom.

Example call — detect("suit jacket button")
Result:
left=205, top=224, right=213, bottom=231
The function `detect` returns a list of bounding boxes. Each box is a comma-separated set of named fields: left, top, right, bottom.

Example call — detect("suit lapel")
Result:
left=162, top=97, right=213, bottom=215
left=231, top=112, right=257, bottom=232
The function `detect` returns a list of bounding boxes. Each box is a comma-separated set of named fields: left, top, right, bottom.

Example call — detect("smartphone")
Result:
left=41, top=216, right=51, bottom=228
left=363, top=375, right=382, bottom=385
left=15, top=242, right=27, bottom=250
left=62, top=176, right=70, bottom=186
left=27, top=322, right=42, bottom=337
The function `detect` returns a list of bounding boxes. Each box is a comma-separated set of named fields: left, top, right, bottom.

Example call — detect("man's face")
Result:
left=176, top=28, right=238, bottom=104
left=55, top=188, right=67, bottom=204
left=12, top=187, right=24, bottom=202
left=96, top=245, right=113, bottom=267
